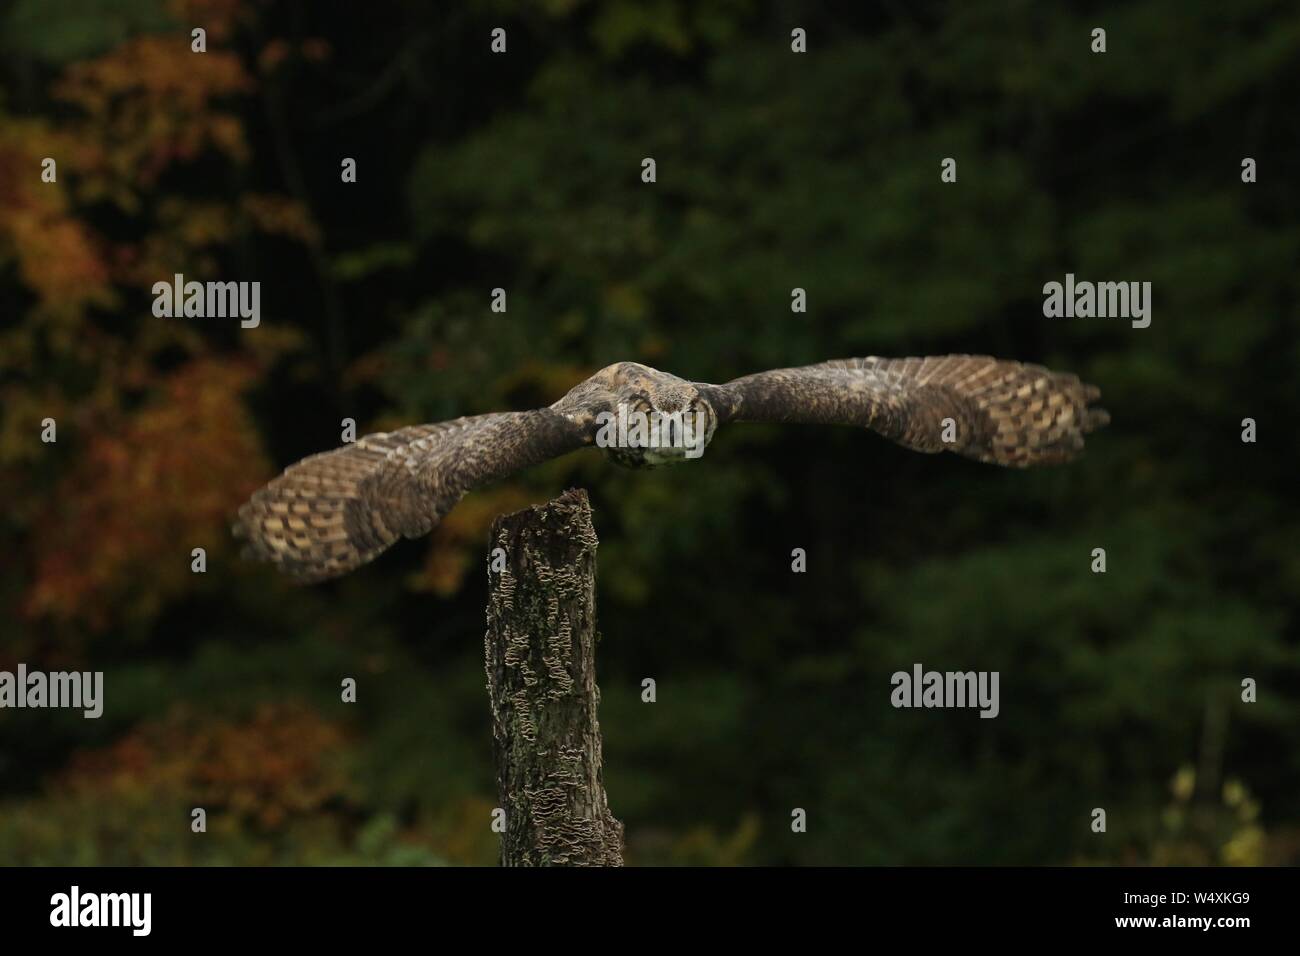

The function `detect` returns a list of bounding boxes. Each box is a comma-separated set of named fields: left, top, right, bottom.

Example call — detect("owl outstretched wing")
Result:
left=236, top=355, right=1108, bottom=583
left=709, top=355, right=1109, bottom=467
left=233, top=409, right=589, bottom=582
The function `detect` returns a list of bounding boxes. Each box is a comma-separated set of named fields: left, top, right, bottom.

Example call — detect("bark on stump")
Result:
left=484, top=488, right=624, bottom=866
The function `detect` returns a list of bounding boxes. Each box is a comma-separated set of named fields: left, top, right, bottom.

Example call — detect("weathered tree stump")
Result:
left=484, top=488, right=624, bottom=866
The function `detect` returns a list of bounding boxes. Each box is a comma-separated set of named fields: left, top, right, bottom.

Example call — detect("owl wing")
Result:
left=234, top=409, right=589, bottom=582
left=708, top=355, right=1109, bottom=467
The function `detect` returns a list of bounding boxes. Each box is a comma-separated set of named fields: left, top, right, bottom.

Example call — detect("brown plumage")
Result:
left=234, top=356, right=1109, bottom=582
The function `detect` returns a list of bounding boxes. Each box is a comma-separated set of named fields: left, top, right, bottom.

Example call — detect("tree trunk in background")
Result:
left=484, top=489, right=624, bottom=866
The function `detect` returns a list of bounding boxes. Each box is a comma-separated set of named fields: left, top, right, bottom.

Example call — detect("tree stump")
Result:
left=484, top=488, right=624, bottom=866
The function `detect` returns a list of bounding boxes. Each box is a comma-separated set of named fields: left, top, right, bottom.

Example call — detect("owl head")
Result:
left=594, top=366, right=718, bottom=468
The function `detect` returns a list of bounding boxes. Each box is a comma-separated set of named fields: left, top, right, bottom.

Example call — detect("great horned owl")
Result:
left=234, top=355, right=1109, bottom=582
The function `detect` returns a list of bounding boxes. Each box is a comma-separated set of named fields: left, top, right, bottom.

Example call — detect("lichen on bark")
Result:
left=484, top=488, right=623, bottom=866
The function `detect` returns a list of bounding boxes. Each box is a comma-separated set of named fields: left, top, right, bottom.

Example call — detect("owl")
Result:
left=234, top=355, right=1108, bottom=582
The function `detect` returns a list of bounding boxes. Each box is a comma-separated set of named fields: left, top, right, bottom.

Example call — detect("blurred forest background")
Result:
left=1, top=0, right=1297, bottom=866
